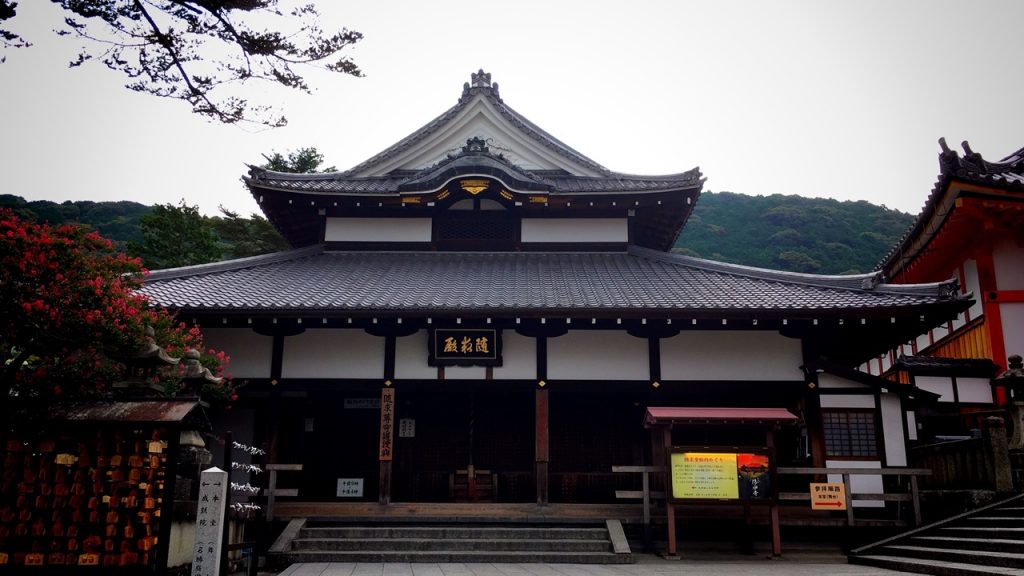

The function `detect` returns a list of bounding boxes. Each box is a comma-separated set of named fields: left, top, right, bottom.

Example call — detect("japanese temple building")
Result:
left=141, top=71, right=971, bottom=509
left=863, top=140, right=1024, bottom=439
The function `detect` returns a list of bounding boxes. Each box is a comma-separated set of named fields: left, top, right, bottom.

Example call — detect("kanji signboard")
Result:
left=429, top=329, right=502, bottom=366
left=669, top=449, right=773, bottom=501
left=810, top=482, right=847, bottom=510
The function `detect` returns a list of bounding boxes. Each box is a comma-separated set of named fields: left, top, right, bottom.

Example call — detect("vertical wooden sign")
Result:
left=192, top=467, right=228, bottom=576
left=379, top=388, right=395, bottom=461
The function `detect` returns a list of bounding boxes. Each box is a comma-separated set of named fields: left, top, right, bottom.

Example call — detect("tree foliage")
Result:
left=262, top=146, right=336, bottom=173
left=130, top=200, right=221, bottom=269
left=0, top=1, right=362, bottom=126
left=675, top=191, right=914, bottom=274
left=210, top=206, right=289, bottom=258
left=0, top=209, right=232, bottom=402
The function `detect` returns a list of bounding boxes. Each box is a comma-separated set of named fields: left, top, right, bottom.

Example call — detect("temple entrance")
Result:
left=391, top=383, right=535, bottom=502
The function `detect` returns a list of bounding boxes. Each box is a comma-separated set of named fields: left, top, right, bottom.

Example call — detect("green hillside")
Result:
left=2, top=193, right=916, bottom=274
left=674, top=192, right=914, bottom=274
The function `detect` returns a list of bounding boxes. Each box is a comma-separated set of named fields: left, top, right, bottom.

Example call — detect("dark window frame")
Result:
left=822, top=409, right=879, bottom=459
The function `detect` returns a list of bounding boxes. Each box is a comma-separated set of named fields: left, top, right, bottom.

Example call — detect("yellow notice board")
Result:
left=671, top=452, right=739, bottom=499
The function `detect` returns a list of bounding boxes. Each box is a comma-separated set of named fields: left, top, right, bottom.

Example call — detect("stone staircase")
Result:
left=849, top=493, right=1024, bottom=575
left=269, top=518, right=632, bottom=564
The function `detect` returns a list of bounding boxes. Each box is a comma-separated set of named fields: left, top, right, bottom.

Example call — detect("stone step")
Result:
left=280, top=550, right=633, bottom=564
left=299, top=525, right=609, bottom=540
left=292, top=536, right=612, bottom=552
left=851, top=554, right=1023, bottom=576
left=965, top=516, right=1024, bottom=525
left=938, top=527, right=1024, bottom=540
left=987, top=507, right=1024, bottom=517
left=911, top=536, right=1024, bottom=554
left=879, top=544, right=1024, bottom=569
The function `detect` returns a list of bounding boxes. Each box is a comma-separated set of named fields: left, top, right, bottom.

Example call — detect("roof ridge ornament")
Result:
left=462, top=136, right=489, bottom=155
left=461, top=69, right=501, bottom=101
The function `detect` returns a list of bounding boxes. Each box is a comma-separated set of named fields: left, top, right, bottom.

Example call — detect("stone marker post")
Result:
left=192, top=467, right=229, bottom=576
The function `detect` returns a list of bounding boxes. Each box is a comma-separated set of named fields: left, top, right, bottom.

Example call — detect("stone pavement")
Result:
left=274, top=557, right=917, bottom=576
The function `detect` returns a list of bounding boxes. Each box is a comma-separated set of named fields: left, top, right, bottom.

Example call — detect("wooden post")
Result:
left=661, top=426, right=677, bottom=557
left=910, top=475, right=921, bottom=526
left=535, top=388, right=549, bottom=505
left=767, top=426, right=781, bottom=557
left=843, top=473, right=855, bottom=526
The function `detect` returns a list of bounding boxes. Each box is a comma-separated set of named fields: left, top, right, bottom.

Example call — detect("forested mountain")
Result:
left=2, top=192, right=915, bottom=275
left=674, top=192, right=914, bottom=274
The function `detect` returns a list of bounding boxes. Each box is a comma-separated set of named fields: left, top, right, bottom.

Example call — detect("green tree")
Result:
left=131, top=200, right=221, bottom=269
left=210, top=206, right=289, bottom=258
left=262, top=147, right=337, bottom=173
left=0, top=1, right=362, bottom=126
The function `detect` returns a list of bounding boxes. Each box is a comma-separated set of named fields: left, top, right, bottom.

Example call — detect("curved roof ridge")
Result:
left=629, top=245, right=922, bottom=293
left=145, top=245, right=324, bottom=282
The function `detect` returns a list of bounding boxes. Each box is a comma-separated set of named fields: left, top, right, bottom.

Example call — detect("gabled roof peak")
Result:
left=461, top=69, right=501, bottom=103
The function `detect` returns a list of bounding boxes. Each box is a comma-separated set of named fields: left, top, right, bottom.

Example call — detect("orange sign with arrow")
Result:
left=810, top=482, right=847, bottom=510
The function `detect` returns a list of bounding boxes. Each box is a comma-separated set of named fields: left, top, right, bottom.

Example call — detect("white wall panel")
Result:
left=492, top=331, right=536, bottom=380
left=521, top=218, right=628, bottom=243
left=880, top=393, right=906, bottom=466
left=819, top=394, right=875, bottom=409
left=993, top=240, right=1024, bottom=290
left=916, top=333, right=931, bottom=354
left=282, top=330, right=384, bottom=379
left=660, top=331, right=802, bottom=381
left=957, top=377, right=994, bottom=404
left=548, top=331, right=648, bottom=380
left=325, top=218, right=432, bottom=242
left=907, top=411, right=918, bottom=441
left=826, top=460, right=883, bottom=508
left=963, top=259, right=983, bottom=321
left=1001, top=303, right=1024, bottom=361
left=916, top=375, right=955, bottom=402
left=395, top=330, right=436, bottom=380
left=819, top=374, right=867, bottom=389
left=445, top=366, right=488, bottom=380
left=201, top=328, right=272, bottom=378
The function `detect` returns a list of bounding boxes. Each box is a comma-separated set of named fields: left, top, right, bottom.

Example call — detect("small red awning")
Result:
left=644, top=407, right=798, bottom=427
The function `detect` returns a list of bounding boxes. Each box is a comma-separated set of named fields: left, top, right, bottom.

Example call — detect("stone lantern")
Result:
left=996, top=354, right=1024, bottom=449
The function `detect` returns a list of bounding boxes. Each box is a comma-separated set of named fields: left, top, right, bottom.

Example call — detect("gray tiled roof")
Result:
left=141, top=245, right=963, bottom=315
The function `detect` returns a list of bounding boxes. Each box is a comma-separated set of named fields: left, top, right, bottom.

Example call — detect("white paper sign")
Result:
left=337, top=478, right=364, bottom=497
left=399, top=418, right=416, bottom=438
left=193, top=467, right=228, bottom=576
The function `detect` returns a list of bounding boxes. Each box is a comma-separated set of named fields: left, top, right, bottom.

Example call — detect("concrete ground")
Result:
left=269, top=555, right=918, bottom=576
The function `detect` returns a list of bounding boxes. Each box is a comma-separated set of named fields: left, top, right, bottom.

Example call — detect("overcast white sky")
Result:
left=2, top=1, right=1022, bottom=217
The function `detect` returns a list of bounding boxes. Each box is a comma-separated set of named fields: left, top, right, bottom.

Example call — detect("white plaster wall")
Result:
left=916, top=375, right=955, bottom=402
left=952, top=312, right=966, bottom=332
left=492, top=331, right=536, bottom=380
left=282, top=330, right=384, bottom=379
left=200, top=328, right=272, bottom=378
left=931, top=324, right=949, bottom=344
left=963, top=259, right=984, bottom=321
left=881, top=354, right=892, bottom=373
left=1001, top=303, right=1024, bottom=360
left=395, top=330, right=436, bottom=380
left=958, top=377, right=994, bottom=404
left=548, top=331, right=648, bottom=380
left=324, top=218, right=432, bottom=242
left=826, top=460, right=883, bottom=508
left=906, top=411, right=918, bottom=441
left=445, top=365, right=488, bottom=379
left=819, top=394, right=875, bottom=409
left=520, top=218, right=628, bottom=243
left=660, top=331, right=802, bottom=381
left=993, top=239, right=1024, bottom=290
left=819, top=374, right=867, bottom=389
left=880, top=393, right=906, bottom=466
left=916, top=333, right=931, bottom=354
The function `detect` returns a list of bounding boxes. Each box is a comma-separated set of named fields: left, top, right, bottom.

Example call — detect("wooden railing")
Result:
left=776, top=467, right=931, bottom=526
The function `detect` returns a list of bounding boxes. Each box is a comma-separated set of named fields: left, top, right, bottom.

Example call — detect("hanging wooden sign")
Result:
left=429, top=328, right=502, bottom=366
left=379, top=388, right=395, bottom=461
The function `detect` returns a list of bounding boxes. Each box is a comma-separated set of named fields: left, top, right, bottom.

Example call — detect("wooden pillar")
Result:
left=661, top=426, right=677, bottom=557
left=767, top=426, right=782, bottom=557
left=535, top=388, right=549, bottom=505
left=977, top=252, right=1008, bottom=404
